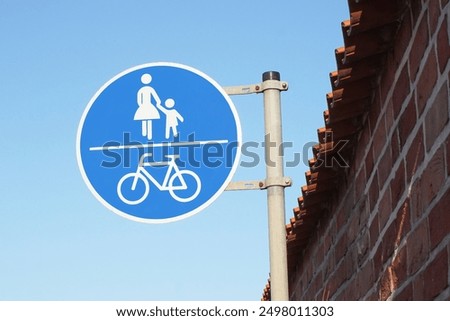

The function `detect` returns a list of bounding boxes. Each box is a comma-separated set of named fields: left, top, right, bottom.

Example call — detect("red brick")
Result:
left=354, top=126, right=370, bottom=169
left=398, top=97, right=417, bottom=148
left=382, top=221, right=398, bottom=263
left=356, top=229, right=370, bottom=267
left=391, top=245, right=408, bottom=288
left=298, top=277, right=307, bottom=298
left=310, top=225, right=320, bottom=246
left=366, top=142, right=375, bottom=176
left=358, top=196, right=370, bottom=228
left=437, top=14, right=450, bottom=73
left=349, top=197, right=367, bottom=234
left=447, top=134, right=450, bottom=176
left=324, top=248, right=335, bottom=280
left=394, top=282, right=413, bottom=300
left=323, top=222, right=335, bottom=253
left=405, top=126, right=425, bottom=183
left=325, top=277, right=338, bottom=300
left=310, top=273, right=324, bottom=300
left=391, top=161, right=406, bottom=206
left=396, top=199, right=412, bottom=244
left=367, top=290, right=379, bottom=301
left=412, top=272, right=426, bottom=300
left=394, top=9, right=413, bottom=67
left=335, top=287, right=346, bottom=301
left=391, top=128, right=401, bottom=162
left=354, top=166, right=367, bottom=200
left=410, top=176, right=424, bottom=223
left=303, top=251, right=313, bottom=282
left=407, top=219, right=430, bottom=275
left=345, top=249, right=358, bottom=281
left=421, top=146, right=445, bottom=206
left=410, top=11, right=430, bottom=81
left=341, top=280, right=357, bottom=300
left=314, top=242, right=325, bottom=270
left=411, top=0, right=423, bottom=23
left=378, top=146, right=393, bottom=187
left=357, top=261, right=374, bottom=298
left=372, top=116, right=387, bottom=164
left=369, top=172, right=379, bottom=212
left=335, top=233, right=348, bottom=263
left=381, top=58, right=396, bottom=106
left=379, top=268, right=393, bottom=300
left=429, top=0, right=441, bottom=34
left=392, top=64, right=411, bottom=118
left=370, top=213, right=379, bottom=247
left=336, top=206, right=347, bottom=232
left=350, top=277, right=360, bottom=301
left=334, top=259, right=348, bottom=290
left=368, top=92, right=383, bottom=133
left=378, top=188, right=393, bottom=231
left=417, top=48, right=438, bottom=116
left=425, top=82, right=449, bottom=151
left=373, top=241, right=384, bottom=275
left=423, top=249, right=449, bottom=299
left=429, top=187, right=450, bottom=249
left=320, top=283, right=332, bottom=301
left=386, top=100, right=395, bottom=133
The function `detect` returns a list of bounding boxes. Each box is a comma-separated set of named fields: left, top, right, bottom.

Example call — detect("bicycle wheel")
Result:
left=168, top=170, right=201, bottom=202
left=117, top=172, right=149, bottom=205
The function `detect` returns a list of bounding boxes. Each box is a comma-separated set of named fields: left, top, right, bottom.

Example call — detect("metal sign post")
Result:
left=224, top=71, right=290, bottom=301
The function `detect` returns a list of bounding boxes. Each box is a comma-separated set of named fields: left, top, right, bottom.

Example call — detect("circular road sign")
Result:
left=76, top=62, right=241, bottom=223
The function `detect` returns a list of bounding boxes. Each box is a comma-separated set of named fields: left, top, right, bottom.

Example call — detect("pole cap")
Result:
left=262, top=71, right=280, bottom=81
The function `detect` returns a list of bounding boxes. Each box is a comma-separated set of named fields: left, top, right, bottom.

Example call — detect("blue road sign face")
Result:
left=77, top=62, right=241, bottom=223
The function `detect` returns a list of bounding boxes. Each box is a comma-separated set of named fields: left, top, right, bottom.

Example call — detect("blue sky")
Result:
left=0, top=1, right=348, bottom=300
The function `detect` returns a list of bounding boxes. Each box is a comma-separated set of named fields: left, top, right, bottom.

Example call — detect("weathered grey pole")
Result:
left=262, top=71, right=289, bottom=301
left=223, top=72, right=290, bottom=300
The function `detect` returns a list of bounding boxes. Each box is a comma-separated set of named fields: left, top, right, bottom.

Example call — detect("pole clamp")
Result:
left=264, top=176, right=292, bottom=189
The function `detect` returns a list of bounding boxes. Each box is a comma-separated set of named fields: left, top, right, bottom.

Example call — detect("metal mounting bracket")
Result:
left=225, top=176, right=292, bottom=191
left=223, top=81, right=288, bottom=96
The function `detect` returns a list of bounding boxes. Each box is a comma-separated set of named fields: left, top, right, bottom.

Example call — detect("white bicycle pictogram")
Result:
left=117, top=153, right=201, bottom=205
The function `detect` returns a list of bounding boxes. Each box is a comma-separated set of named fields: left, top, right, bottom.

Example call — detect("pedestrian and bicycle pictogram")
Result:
left=76, top=62, right=241, bottom=223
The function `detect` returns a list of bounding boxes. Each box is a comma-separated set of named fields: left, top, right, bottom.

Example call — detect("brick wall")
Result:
left=290, top=0, right=450, bottom=300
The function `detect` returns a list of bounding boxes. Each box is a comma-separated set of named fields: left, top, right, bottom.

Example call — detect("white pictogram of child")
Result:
left=157, top=98, right=184, bottom=139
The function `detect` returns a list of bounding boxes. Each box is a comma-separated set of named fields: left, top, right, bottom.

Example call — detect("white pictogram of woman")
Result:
left=134, top=73, right=161, bottom=140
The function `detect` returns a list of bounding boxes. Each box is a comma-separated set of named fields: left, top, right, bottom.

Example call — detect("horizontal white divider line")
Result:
left=89, top=139, right=230, bottom=151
